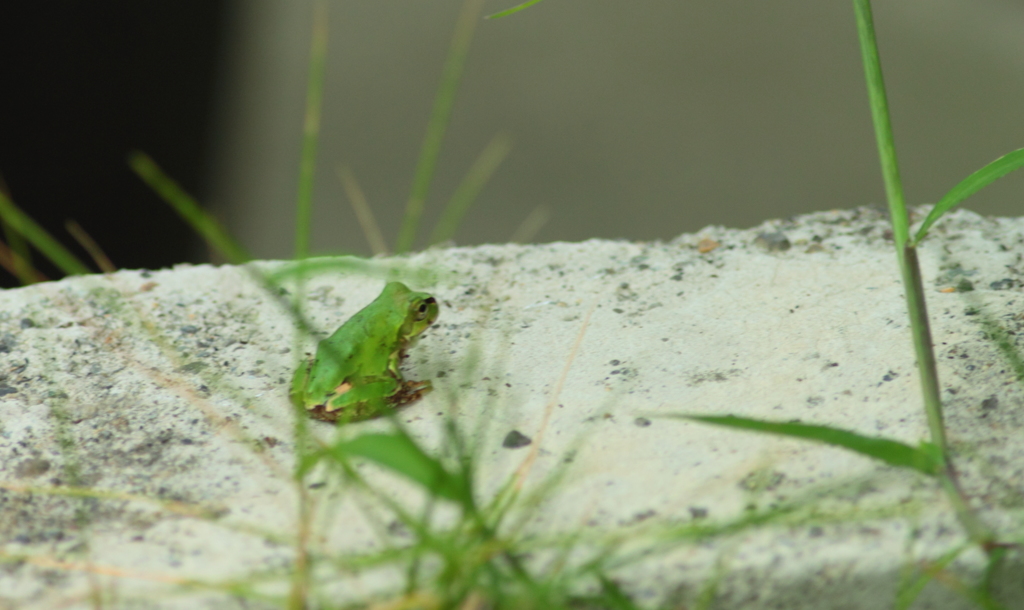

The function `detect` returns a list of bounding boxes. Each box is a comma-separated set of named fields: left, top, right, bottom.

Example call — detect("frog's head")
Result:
left=390, top=282, right=439, bottom=341
left=403, top=293, right=439, bottom=339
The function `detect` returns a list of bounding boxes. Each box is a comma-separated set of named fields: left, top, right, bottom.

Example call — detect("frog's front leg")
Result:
left=392, top=379, right=433, bottom=407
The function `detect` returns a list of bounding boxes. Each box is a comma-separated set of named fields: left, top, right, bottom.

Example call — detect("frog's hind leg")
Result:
left=321, top=379, right=397, bottom=423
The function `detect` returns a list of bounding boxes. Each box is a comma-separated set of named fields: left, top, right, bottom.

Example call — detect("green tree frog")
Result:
left=290, top=281, right=439, bottom=423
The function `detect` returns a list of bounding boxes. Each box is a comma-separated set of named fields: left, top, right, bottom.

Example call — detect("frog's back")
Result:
left=307, top=290, right=406, bottom=384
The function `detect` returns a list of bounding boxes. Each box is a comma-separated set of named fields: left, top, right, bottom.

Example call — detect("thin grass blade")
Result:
left=510, top=205, right=550, bottom=243
left=981, top=545, right=1010, bottom=600
left=671, top=414, right=942, bottom=475
left=128, top=152, right=251, bottom=264
left=294, top=0, right=329, bottom=260
left=901, top=244, right=948, bottom=457
left=894, top=544, right=969, bottom=610
left=0, top=238, right=47, bottom=284
left=915, top=550, right=1005, bottom=610
left=331, top=432, right=473, bottom=507
left=395, top=0, right=483, bottom=253
left=337, top=165, right=389, bottom=256
left=596, top=574, right=642, bottom=610
left=1, top=212, right=35, bottom=285
left=486, top=0, right=547, bottom=19
left=429, top=133, right=512, bottom=246
left=854, top=0, right=909, bottom=250
left=0, top=190, right=91, bottom=277
left=266, top=258, right=437, bottom=288
left=65, top=220, right=116, bottom=273
left=913, top=148, right=1024, bottom=245
left=855, top=0, right=949, bottom=464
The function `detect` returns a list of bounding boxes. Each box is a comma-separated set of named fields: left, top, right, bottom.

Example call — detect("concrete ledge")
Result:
left=1, top=206, right=1023, bottom=608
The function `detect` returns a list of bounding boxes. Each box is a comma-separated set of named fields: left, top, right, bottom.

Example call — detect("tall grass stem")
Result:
left=0, top=239, right=47, bottom=283
left=854, top=0, right=908, bottom=250
left=65, top=220, right=116, bottom=273
left=0, top=190, right=91, bottom=276
left=128, top=152, right=251, bottom=264
left=396, top=0, right=484, bottom=253
left=338, top=165, right=389, bottom=256
left=429, top=133, right=511, bottom=246
left=293, top=0, right=329, bottom=261
left=900, top=245, right=946, bottom=455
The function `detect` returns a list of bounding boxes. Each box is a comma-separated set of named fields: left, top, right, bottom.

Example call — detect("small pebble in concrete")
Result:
left=697, top=238, right=720, bottom=253
left=981, top=396, right=999, bottom=413
left=502, top=430, right=532, bottom=448
left=15, top=458, right=51, bottom=478
left=753, top=231, right=791, bottom=252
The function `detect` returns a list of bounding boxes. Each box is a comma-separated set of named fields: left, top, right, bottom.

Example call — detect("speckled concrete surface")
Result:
left=1, top=207, right=1023, bottom=609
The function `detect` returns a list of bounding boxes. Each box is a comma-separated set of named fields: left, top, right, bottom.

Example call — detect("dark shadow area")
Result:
left=0, top=2, right=229, bottom=287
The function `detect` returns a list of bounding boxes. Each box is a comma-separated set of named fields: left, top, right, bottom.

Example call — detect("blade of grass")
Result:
left=486, top=0, right=547, bottom=19
left=901, top=244, right=947, bottom=456
left=510, top=205, right=550, bottom=244
left=514, top=303, right=597, bottom=490
left=853, top=5, right=996, bottom=559
left=855, top=0, right=948, bottom=458
left=1, top=221, right=36, bottom=285
left=337, top=165, right=389, bottom=256
left=429, top=133, right=512, bottom=246
left=288, top=24, right=331, bottom=591
left=395, top=0, right=484, bottom=253
left=328, top=432, right=473, bottom=508
left=981, top=545, right=1009, bottom=599
left=894, top=544, right=968, bottom=610
left=854, top=0, right=909, bottom=250
left=0, top=178, right=37, bottom=284
left=913, top=148, right=1024, bottom=245
left=917, top=554, right=1006, bottom=610
left=0, top=237, right=48, bottom=283
left=128, top=152, right=251, bottom=264
left=2, top=217, right=34, bottom=285
left=288, top=15, right=330, bottom=599
left=0, top=190, right=91, bottom=276
left=294, top=0, right=329, bottom=261
left=288, top=16, right=330, bottom=549
left=267, top=257, right=387, bottom=283
left=670, top=414, right=943, bottom=475
left=596, top=574, right=642, bottom=610
left=65, top=220, right=116, bottom=273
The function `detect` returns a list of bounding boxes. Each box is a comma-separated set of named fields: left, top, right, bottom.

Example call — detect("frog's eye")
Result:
left=413, top=297, right=437, bottom=321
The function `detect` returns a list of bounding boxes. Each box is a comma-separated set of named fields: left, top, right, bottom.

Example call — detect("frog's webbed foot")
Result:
left=306, top=402, right=341, bottom=423
left=391, top=379, right=433, bottom=408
